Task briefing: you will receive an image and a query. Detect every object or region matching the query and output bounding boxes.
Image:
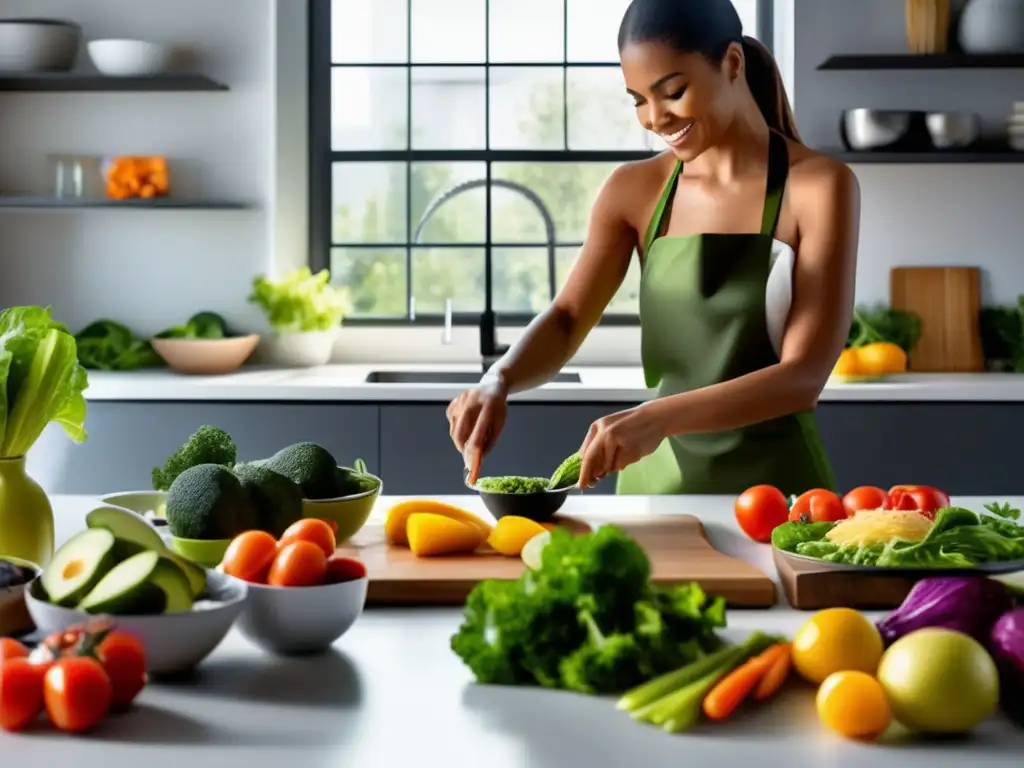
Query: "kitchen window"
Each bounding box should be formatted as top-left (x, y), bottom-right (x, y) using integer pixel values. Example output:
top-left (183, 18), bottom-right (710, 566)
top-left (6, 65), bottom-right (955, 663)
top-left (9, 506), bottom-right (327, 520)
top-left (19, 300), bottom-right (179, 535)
top-left (309, 0), bottom-right (772, 325)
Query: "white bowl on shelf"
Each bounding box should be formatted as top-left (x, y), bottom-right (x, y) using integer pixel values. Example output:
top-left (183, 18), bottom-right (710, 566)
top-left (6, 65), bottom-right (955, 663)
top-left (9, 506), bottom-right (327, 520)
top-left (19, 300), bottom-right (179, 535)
top-left (88, 39), bottom-right (171, 76)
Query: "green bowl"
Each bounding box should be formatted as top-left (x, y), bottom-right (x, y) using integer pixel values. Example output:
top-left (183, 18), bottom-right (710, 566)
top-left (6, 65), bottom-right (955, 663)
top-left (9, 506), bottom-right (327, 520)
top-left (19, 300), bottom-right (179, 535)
top-left (169, 536), bottom-right (232, 568)
top-left (301, 466), bottom-right (382, 543)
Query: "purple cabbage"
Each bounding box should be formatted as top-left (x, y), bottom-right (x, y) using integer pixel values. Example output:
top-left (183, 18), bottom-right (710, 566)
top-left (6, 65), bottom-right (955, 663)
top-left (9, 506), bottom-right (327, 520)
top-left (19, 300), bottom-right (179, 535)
top-left (876, 576), bottom-right (1014, 646)
top-left (989, 608), bottom-right (1024, 695)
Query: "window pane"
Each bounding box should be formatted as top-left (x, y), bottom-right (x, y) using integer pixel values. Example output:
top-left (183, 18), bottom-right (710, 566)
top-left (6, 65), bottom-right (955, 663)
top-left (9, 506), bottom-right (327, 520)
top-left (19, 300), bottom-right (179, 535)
top-left (331, 68), bottom-right (407, 150)
top-left (488, 0), bottom-right (564, 62)
top-left (411, 0), bottom-right (486, 63)
top-left (411, 67), bottom-right (486, 149)
top-left (556, 246), bottom-right (640, 315)
top-left (491, 162), bottom-right (619, 242)
top-left (331, 247), bottom-right (408, 316)
top-left (331, 0), bottom-right (407, 63)
top-left (493, 248), bottom-right (553, 313)
top-left (410, 162), bottom-right (486, 244)
top-left (566, 0), bottom-right (630, 62)
top-left (411, 248), bottom-right (484, 313)
top-left (332, 162), bottom-right (407, 243)
top-left (732, 0), bottom-right (760, 38)
top-left (489, 67), bottom-right (564, 150)
top-left (567, 66), bottom-right (655, 151)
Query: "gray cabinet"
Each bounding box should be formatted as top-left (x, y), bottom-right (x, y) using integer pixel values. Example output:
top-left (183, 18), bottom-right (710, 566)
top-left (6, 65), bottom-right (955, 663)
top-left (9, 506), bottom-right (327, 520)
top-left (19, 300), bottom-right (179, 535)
top-left (29, 402), bottom-right (380, 495)
top-left (379, 404), bottom-right (622, 495)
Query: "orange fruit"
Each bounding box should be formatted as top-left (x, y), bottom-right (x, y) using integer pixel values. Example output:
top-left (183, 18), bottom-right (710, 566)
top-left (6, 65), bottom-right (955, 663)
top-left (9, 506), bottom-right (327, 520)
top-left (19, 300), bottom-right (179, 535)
top-left (816, 671), bottom-right (892, 740)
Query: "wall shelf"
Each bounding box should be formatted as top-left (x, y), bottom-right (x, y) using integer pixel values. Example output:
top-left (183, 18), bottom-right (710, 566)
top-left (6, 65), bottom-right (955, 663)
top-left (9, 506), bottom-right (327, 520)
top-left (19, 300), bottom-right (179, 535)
top-left (0, 73), bottom-right (229, 92)
top-left (820, 148), bottom-right (1024, 164)
top-left (0, 197), bottom-right (255, 210)
top-left (817, 53), bottom-right (1024, 71)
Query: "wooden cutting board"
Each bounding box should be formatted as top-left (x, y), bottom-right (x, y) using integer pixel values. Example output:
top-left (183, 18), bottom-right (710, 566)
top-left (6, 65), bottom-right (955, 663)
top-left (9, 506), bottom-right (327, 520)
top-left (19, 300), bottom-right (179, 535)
top-left (890, 266), bottom-right (984, 372)
top-left (336, 516), bottom-right (776, 607)
top-left (774, 549), bottom-right (917, 610)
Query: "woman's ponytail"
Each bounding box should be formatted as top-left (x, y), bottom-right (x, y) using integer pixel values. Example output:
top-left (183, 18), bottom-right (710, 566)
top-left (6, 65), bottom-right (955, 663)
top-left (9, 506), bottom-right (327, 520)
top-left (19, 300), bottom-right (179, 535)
top-left (741, 36), bottom-right (801, 143)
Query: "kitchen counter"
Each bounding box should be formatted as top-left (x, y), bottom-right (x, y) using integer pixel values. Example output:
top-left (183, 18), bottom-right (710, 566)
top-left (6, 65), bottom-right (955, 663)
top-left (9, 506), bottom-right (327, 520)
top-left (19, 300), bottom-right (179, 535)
top-left (82, 365), bottom-right (1024, 403)
top-left (4, 493), bottom-right (1023, 766)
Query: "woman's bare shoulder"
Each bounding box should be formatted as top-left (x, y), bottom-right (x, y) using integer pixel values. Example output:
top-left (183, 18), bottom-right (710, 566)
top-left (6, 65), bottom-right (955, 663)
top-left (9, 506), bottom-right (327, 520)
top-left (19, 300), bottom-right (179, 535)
top-left (599, 151), bottom-right (678, 230)
top-left (784, 141), bottom-right (860, 208)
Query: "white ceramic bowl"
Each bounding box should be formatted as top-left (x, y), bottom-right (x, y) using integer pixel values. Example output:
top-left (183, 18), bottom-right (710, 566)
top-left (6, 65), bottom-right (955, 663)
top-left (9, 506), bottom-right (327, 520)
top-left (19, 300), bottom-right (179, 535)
top-left (258, 330), bottom-right (336, 368)
top-left (234, 576), bottom-right (367, 656)
top-left (100, 490), bottom-right (168, 525)
top-left (88, 39), bottom-right (171, 76)
top-left (0, 19), bottom-right (81, 72)
top-left (26, 570), bottom-right (247, 676)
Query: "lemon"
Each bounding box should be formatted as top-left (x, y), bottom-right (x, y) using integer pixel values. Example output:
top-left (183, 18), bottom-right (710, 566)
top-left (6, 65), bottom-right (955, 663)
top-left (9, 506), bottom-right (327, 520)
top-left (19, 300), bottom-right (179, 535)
top-left (792, 607), bottom-right (883, 684)
top-left (816, 670), bottom-right (892, 740)
top-left (520, 531), bottom-right (551, 571)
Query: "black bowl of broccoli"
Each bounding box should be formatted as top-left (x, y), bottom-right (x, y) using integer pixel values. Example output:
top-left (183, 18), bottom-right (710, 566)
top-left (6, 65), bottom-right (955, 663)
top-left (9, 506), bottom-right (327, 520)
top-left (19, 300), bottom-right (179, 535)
top-left (467, 475), bottom-right (571, 522)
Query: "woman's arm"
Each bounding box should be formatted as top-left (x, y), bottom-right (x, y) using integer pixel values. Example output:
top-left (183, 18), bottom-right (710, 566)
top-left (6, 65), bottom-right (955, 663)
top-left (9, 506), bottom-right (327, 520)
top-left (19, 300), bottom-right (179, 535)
top-left (647, 158), bottom-right (860, 434)
top-left (484, 166), bottom-right (640, 395)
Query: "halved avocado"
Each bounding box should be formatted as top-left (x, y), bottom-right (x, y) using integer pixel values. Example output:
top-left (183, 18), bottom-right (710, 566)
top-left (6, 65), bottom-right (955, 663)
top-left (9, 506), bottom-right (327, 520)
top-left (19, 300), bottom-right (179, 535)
top-left (163, 552), bottom-right (206, 599)
top-left (41, 528), bottom-right (117, 607)
top-left (86, 504), bottom-right (166, 558)
top-left (150, 556), bottom-right (194, 612)
top-left (78, 550), bottom-right (164, 615)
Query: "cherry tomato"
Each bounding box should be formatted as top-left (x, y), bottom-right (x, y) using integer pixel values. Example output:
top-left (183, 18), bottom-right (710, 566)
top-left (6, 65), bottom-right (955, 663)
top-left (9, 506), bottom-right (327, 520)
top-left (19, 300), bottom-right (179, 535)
top-left (317, 518), bottom-right (339, 534)
top-left (883, 485), bottom-right (950, 520)
top-left (789, 489), bottom-right (847, 524)
top-left (0, 638), bottom-right (29, 663)
top-left (279, 519), bottom-right (337, 559)
top-left (0, 658), bottom-right (45, 732)
top-left (221, 530), bottom-right (279, 583)
top-left (734, 485), bottom-right (790, 543)
top-left (43, 656), bottom-right (112, 733)
top-left (325, 555), bottom-right (367, 584)
top-left (97, 632), bottom-right (147, 711)
top-left (842, 486), bottom-right (888, 516)
top-left (268, 540), bottom-right (328, 587)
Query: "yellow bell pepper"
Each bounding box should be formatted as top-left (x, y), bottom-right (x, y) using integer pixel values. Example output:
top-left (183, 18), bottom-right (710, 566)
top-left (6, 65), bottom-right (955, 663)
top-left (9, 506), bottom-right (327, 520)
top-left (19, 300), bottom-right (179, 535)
top-left (832, 342), bottom-right (908, 378)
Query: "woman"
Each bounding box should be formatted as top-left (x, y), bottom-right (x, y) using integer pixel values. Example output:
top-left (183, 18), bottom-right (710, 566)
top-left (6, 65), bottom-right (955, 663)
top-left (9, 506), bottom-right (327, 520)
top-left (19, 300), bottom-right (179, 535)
top-left (447, 0), bottom-right (859, 495)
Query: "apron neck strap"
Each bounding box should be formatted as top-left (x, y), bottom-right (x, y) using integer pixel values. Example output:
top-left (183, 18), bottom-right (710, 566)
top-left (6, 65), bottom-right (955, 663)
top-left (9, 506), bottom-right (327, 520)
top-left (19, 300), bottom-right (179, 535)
top-left (643, 161), bottom-right (682, 255)
top-left (760, 131), bottom-right (789, 239)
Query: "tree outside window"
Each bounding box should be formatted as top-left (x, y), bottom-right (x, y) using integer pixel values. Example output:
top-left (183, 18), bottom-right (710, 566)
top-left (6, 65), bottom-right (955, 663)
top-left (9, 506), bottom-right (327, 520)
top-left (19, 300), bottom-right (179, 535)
top-left (313, 0), bottom-right (765, 321)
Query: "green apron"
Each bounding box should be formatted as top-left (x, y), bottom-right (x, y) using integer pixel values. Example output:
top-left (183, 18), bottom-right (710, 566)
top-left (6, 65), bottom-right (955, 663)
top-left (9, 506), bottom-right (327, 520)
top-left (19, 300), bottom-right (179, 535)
top-left (616, 131), bottom-right (836, 497)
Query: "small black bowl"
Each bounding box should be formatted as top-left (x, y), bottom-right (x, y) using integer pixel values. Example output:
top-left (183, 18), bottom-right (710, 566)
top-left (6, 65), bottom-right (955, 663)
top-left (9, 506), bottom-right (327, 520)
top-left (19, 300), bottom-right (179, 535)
top-left (466, 473), bottom-right (572, 522)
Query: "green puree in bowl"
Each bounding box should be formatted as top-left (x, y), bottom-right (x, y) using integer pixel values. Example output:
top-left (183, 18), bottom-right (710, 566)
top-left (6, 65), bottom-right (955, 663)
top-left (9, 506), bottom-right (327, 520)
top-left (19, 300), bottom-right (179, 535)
top-left (476, 476), bottom-right (550, 494)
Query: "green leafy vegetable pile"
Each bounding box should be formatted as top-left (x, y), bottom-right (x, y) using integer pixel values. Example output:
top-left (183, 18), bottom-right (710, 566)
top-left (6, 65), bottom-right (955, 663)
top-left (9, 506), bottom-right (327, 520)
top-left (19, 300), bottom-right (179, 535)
top-left (249, 268), bottom-right (352, 334)
top-left (75, 320), bottom-right (161, 372)
top-left (847, 304), bottom-right (922, 354)
top-left (772, 503), bottom-right (1024, 568)
top-left (981, 297), bottom-right (1024, 372)
top-left (450, 525), bottom-right (727, 694)
top-left (0, 306), bottom-right (89, 458)
top-left (155, 311), bottom-right (229, 340)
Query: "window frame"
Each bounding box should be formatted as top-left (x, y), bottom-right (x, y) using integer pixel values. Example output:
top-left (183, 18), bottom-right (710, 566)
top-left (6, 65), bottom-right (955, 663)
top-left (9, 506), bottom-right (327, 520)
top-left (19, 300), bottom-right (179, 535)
top-left (308, 0), bottom-right (774, 327)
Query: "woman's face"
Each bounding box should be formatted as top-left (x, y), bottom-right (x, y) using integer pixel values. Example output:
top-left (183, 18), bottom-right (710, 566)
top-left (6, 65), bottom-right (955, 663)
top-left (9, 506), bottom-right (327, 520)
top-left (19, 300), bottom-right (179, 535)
top-left (620, 40), bottom-right (744, 161)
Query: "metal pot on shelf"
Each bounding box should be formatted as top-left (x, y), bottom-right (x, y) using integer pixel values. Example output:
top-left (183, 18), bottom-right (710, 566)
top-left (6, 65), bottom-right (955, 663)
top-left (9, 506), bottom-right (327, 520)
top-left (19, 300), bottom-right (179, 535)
top-left (959, 0), bottom-right (1024, 53)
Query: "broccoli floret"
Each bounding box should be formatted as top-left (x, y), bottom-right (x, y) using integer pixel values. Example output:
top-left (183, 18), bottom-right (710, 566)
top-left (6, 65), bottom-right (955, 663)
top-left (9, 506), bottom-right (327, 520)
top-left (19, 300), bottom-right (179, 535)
top-left (559, 597), bottom-right (645, 695)
top-left (164, 464), bottom-right (256, 539)
top-left (263, 442), bottom-right (338, 499)
top-left (152, 425), bottom-right (237, 492)
top-left (233, 461), bottom-right (303, 537)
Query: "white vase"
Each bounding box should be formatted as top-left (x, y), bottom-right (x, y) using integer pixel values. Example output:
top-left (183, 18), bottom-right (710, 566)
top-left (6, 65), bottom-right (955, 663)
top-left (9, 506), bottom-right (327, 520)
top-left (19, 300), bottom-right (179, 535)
top-left (259, 330), bottom-right (336, 368)
top-left (959, 0), bottom-right (1024, 52)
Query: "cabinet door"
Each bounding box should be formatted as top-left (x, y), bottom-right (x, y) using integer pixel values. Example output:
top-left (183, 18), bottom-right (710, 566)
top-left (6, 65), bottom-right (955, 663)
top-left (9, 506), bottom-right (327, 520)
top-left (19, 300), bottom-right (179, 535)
top-left (28, 403), bottom-right (380, 495)
top-left (379, 403), bottom-right (636, 495)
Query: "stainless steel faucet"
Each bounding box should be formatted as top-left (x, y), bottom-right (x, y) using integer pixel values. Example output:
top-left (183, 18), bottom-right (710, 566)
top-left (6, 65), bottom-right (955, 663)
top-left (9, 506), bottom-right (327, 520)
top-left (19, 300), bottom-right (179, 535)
top-left (442, 298), bottom-right (453, 344)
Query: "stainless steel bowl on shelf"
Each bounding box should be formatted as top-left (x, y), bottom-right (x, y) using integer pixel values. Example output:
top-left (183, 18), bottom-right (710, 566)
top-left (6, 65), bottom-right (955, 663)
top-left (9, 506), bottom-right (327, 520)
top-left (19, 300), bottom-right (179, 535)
top-left (0, 18), bottom-right (81, 72)
top-left (840, 109), bottom-right (914, 150)
top-left (925, 111), bottom-right (980, 149)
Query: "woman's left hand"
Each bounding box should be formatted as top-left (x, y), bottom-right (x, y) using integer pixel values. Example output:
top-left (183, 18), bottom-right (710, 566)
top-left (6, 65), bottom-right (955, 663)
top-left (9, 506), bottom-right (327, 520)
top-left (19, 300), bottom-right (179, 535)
top-left (578, 403), bottom-right (666, 488)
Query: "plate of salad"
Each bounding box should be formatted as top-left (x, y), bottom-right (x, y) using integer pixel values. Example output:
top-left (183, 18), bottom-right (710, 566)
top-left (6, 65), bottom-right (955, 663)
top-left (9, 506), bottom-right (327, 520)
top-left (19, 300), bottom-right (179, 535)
top-left (771, 502), bottom-right (1024, 575)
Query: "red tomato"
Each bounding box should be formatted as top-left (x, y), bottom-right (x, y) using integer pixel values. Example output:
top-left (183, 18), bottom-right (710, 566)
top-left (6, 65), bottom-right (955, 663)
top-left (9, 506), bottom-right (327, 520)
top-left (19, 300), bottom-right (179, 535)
top-left (789, 489), bottom-right (847, 524)
top-left (734, 485), bottom-right (790, 543)
top-left (842, 486), bottom-right (888, 516)
top-left (97, 632), bottom-right (148, 711)
top-left (221, 530), bottom-right (279, 583)
top-left (268, 540), bottom-right (328, 587)
top-left (279, 519), bottom-right (337, 559)
top-left (0, 638), bottom-right (29, 664)
top-left (0, 658), bottom-right (45, 732)
top-left (883, 485), bottom-right (950, 520)
top-left (43, 657), bottom-right (112, 733)
top-left (325, 555), bottom-right (368, 584)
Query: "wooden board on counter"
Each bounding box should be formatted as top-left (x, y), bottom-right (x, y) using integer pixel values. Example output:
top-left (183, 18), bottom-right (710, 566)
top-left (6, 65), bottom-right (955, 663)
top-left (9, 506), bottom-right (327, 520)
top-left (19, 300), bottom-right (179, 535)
top-left (890, 266), bottom-right (984, 372)
top-left (774, 549), bottom-right (917, 610)
top-left (337, 516), bottom-right (776, 608)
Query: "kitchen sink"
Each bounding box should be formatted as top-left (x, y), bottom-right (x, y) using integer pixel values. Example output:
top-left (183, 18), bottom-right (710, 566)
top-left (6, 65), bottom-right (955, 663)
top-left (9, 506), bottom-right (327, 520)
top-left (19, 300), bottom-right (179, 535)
top-left (363, 370), bottom-right (582, 385)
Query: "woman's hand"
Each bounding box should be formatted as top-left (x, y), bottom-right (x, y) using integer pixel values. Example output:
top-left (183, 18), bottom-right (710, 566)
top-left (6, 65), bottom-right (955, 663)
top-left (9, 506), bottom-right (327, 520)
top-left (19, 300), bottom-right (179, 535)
top-left (578, 403), bottom-right (667, 488)
top-left (446, 381), bottom-right (509, 484)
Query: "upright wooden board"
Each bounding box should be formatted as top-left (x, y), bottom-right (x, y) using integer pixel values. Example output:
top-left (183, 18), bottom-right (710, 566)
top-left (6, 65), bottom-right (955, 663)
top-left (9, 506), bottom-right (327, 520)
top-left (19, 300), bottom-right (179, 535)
top-left (337, 515), bottom-right (776, 607)
top-left (774, 549), bottom-right (917, 610)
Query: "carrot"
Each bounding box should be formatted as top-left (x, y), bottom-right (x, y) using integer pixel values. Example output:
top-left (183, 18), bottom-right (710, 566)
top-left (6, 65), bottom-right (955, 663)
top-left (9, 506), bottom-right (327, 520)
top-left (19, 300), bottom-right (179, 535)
top-left (753, 643), bottom-right (792, 701)
top-left (701, 643), bottom-right (789, 720)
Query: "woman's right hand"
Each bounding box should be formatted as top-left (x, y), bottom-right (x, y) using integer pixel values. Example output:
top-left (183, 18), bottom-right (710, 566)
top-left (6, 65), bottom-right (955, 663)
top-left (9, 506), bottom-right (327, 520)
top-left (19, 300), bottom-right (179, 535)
top-left (446, 381), bottom-right (508, 484)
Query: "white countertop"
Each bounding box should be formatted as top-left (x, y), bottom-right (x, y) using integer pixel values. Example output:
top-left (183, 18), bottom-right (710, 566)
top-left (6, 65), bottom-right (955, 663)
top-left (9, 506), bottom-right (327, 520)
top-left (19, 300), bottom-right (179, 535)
top-left (81, 364), bottom-right (1024, 403)
top-left (3, 493), bottom-right (1022, 765)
